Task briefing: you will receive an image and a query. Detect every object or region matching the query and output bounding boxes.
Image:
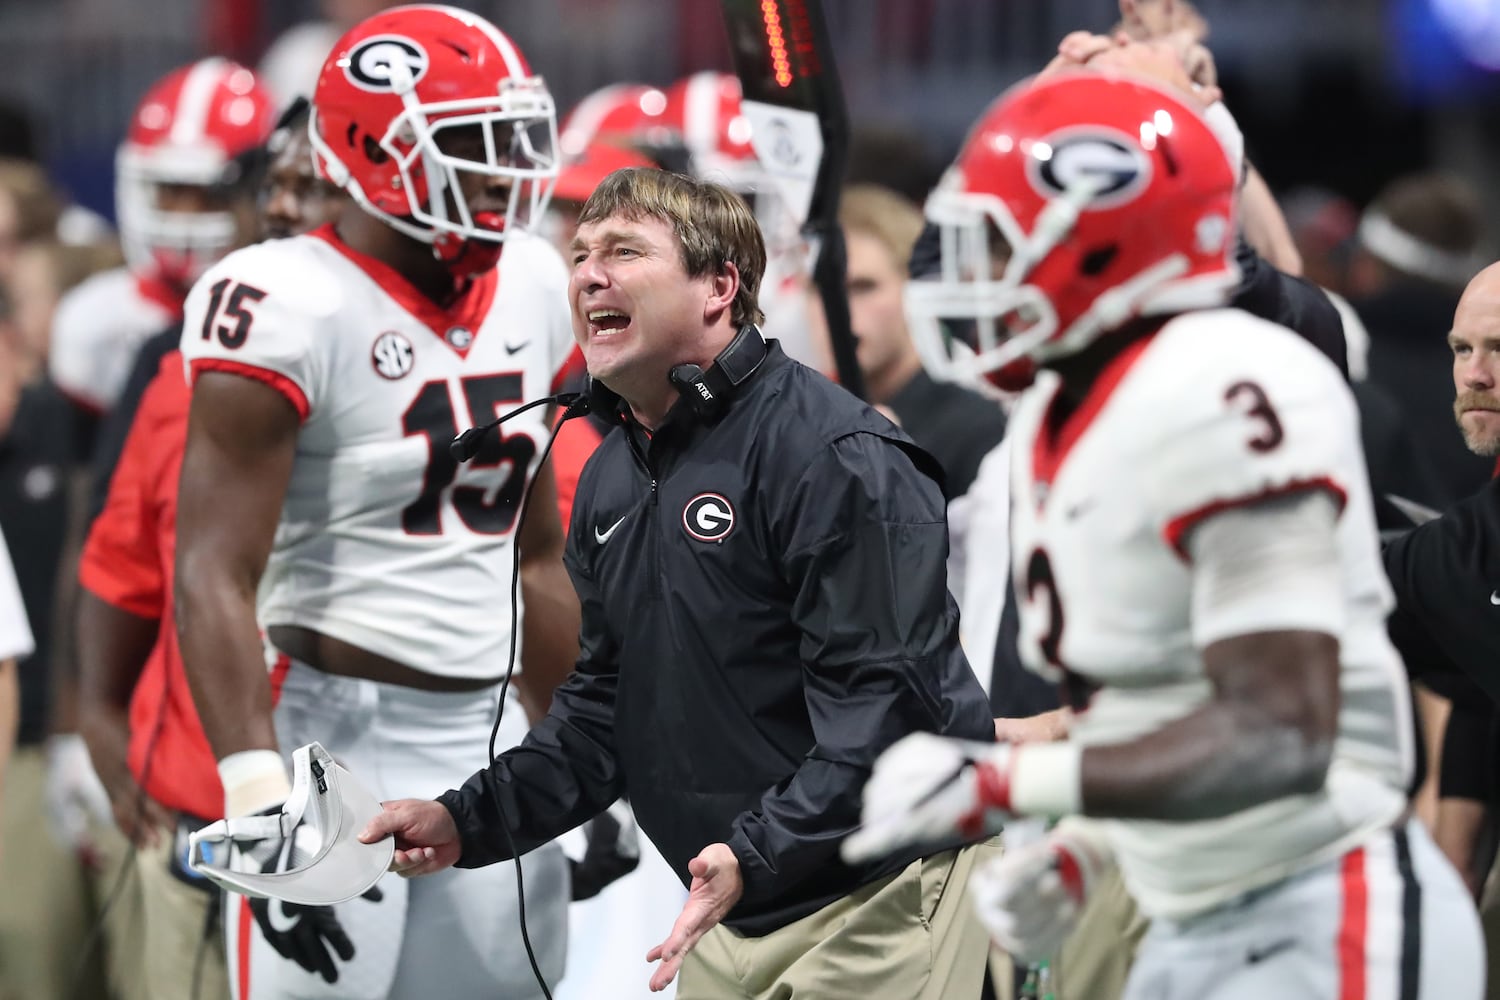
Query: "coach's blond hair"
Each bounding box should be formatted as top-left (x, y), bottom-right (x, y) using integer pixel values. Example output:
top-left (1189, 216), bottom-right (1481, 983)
top-left (579, 168), bottom-right (767, 328)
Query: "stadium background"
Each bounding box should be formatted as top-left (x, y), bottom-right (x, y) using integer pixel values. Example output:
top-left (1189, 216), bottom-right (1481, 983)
top-left (0, 0), bottom-right (1497, 233)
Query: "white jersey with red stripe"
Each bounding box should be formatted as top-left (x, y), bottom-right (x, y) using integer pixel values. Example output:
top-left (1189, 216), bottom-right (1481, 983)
top-left (179, 225), bottom-right (575, 680)
top-left (1006, 309), bottom-right (1413, 920)
top-left (50, 266), bottom-right (180, 411)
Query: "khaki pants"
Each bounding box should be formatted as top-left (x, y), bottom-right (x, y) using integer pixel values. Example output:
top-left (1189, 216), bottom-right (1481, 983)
top-left (1479, 853), bottom-right (1500, 1000)
top-left (678, 842), bottom-right (999, 1000)
top-left (135, 828), bottom-right (230, 1000)
top-left (0, 746), bottom-right (144, 1000)
top-left (989, 865), bottom-right (1147, 1000)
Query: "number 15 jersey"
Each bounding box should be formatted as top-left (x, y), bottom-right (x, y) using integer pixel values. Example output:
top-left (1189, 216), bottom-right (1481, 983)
top-left (1007, 309), bottom-right (1414, 920)
top-left (180, 225), bottom-right (575, 680)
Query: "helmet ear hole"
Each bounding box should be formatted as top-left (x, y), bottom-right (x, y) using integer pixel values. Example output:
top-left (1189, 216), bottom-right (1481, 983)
top-left (1080, 244), bottom-right (1119, 277)
top-left (361, 134), bottom-right (390, 165)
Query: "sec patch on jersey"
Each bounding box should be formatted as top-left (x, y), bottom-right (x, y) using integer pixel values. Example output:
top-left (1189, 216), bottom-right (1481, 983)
top-left (371, 331), bottom-right (415, 380)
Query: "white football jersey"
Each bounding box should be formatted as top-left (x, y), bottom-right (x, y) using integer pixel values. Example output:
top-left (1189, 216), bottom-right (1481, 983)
top-left (50, 267), bottom-right (179, 411)
top-left (1007, 309), bottom-right (1412, 920)
top-left (180, 227), bottom-right (576, 679)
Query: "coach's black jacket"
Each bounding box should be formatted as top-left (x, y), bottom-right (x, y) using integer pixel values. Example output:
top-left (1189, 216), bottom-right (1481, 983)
top-left (438, 339), bottom-right (995, 935)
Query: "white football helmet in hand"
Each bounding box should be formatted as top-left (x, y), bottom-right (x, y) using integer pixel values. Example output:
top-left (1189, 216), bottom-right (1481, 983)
top-left (842, 733), bottom-right (1013, 864)
top-left (970, 820), bottom-right (1116, 965)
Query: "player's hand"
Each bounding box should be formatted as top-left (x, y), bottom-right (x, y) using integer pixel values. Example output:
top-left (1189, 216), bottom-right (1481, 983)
top-left (1089, 39), bottom-right (1220, 108)
top-left (646, 843), bottom-right (742, 992)
top-left (248, 887), bottom-right (384, 984)
top-left (1119, 0), bottom-right (1209, 45)
top-left (571, 799), bottom-right (641, 901)
top-left (842, 734), bottom-right (1012, 864)
top-left (82, 716), bottom-right (173, 849)
top-left (45, 734), bottom-right (116, 866)
top-left (994, 708), bottom-right (1070, 745)
top-left (238, 805), bottom-right (384, 983)
top-left (359, 798), bottom-right (462, 877)
top-left (970, 824), bottom-right (1116, 965)
top-left (1038, 31), bottom-right (1121, 80)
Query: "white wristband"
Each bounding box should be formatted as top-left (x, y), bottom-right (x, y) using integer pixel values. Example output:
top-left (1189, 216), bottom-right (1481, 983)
top-left (219, 749), bottom-right (291, 818)
top-left (1009, 742), bottom-right (1083, 818)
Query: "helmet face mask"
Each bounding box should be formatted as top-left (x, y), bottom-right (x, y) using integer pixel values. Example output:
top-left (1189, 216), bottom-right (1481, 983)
top-left (907, 73), bottom-right (1241, 391)
top-left (310, 6), bottom-right (559, 273)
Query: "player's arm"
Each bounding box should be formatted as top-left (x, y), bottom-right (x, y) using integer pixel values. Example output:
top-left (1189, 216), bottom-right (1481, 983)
top-left (848, 489), bottom-right (1345, 861)
top-left (513, 444), bottom-right (580, 722)
top-left (175, 371), bottom-right (299, 763)
top-left (1080, 492), bottom-right (1343, 818)
top-left (77, 591), bottom-right (173, 845)
top-left (77, 371), bottom-right (179, 844)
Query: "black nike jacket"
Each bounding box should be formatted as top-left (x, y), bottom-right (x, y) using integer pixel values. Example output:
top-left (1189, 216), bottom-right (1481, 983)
top-left (438, 339), bottom-right (995, 935)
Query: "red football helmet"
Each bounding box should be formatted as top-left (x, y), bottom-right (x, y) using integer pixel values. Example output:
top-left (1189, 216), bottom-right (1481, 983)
top-left (662, 71), bottom-right (803, 258)
top-left (115, 58), bottom-right (276, 290)
top-left (309, 4), bottom-right (558, 275)
top-left (907, 73), bottom-right (1240, 390)
top-left (557, 83), bottom-right (670, 160)
top-left (662, 72), bottom-right (759, 190)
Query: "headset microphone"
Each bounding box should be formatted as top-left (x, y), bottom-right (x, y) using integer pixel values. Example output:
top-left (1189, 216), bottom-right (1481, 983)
top-left (450, 392), bottom-right (585, 463)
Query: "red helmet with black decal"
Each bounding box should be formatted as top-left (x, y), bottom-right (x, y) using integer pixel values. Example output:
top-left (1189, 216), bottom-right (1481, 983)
top-left (907, 72), bottom-right (1239, 389)
top-left (309, 4), bottom-right (557, 274)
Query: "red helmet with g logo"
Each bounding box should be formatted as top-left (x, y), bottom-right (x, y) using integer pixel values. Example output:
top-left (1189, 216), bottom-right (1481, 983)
top-left (908, 72), bottom-right (1240, 389)
top-left (310, 4), bottom-right (557, 272)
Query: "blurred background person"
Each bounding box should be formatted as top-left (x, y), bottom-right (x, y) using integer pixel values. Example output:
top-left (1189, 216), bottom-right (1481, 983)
top-left (832, 183), bottom-right (1006, 499)
top-left (1349, 172), bottom-right (1490, 508)
top-left (49, 58), bottom-right (275, 424)
top-left (256, 0), bottom-right (401, 106)
top-left (0, 173), bottom-right (136, 998)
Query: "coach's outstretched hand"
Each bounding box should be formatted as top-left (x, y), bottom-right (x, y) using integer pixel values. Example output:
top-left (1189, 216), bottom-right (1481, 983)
top-left (646, 842), bottom-right (743, 992)
top-left (359, 799), bottom-right (463, 877)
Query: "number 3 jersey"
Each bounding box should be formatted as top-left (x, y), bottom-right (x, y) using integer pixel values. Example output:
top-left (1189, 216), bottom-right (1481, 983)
top-left (1007, 309), bottom-right (1413, 920)
top-left (179, 225), bottom-right (575, 679)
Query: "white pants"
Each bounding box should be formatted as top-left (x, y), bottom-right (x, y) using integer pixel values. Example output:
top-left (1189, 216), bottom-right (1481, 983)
top-left (556, 824), bottom-right (687, 1000)
top-left (225, 661), bottom-right (569, 1000)
top-left (1123, 821), bottom-right (1483, 1000)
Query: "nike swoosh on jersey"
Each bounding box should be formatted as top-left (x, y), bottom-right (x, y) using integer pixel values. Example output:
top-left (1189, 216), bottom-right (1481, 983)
top-left (1491, 591), bottom-right (1500, 606)
top-left (505, 340), bottom-right (531, 355)
top-left (595, 515), bottom-right (628, 544)
top-left (1244, 938), bottom-right (1296, 965)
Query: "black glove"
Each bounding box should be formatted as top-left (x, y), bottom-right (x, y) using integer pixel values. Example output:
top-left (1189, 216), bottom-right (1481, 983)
top-left (570, 800), bottom-right (641, 902)
top-left (241, 809), bottom-right (384, 983)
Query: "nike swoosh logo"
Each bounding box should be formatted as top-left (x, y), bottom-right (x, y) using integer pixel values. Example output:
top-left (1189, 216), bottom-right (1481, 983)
top-left (1491, 591), bottom-right (1500, 605)
top-left (1245, 938), bottom-right (1296, 965)
top-left (1065, 499), bottom-right (1096, 520)
top-left (595, 515), bottom-right (627, 544)
top-left (504, 340), bottom-right (530, 355)
top-left (267, 899), bottom-right (301, 933)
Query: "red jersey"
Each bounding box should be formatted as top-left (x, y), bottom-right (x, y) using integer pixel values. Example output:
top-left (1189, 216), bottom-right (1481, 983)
top-left (78, 349), bottom-right (222, 820)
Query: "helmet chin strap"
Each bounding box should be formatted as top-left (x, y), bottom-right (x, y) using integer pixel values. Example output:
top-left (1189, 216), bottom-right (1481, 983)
top-left (432, 230), bottom-right (504, 277)
top-left (431, 210), bottom-right (507, 278)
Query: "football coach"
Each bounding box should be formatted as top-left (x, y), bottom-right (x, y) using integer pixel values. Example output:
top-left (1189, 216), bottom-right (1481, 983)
top-left (361, 168), bottom-right (998, 999)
